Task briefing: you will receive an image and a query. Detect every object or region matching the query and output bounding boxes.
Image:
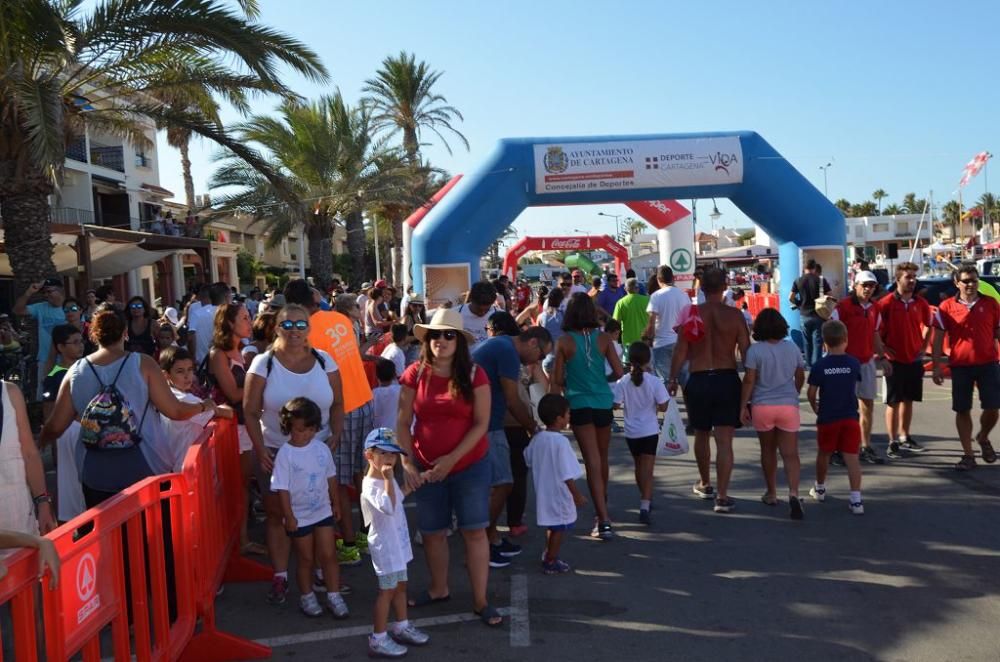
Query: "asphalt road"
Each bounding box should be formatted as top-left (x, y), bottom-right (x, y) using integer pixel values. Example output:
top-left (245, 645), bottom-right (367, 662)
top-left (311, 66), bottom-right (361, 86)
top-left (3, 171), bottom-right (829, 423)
top-left (215, 378), bottom-right (1000, 662)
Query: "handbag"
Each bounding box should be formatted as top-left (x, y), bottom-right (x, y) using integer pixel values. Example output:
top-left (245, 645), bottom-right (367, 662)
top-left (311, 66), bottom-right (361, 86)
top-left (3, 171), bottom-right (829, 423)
top-left (657, 398), bottom-right (689, 457)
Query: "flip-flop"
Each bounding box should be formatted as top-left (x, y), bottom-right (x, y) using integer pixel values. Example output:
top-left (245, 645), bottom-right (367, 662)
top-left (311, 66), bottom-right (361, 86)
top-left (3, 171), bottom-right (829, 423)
top-left (408, 589), bottom-right (451, 608)
top-left (474, 603), bottom-right (503, 627)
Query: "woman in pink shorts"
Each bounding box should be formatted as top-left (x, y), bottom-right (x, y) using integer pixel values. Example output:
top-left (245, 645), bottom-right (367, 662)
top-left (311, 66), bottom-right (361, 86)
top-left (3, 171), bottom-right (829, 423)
top-left (738, 309), bottom-right (806, 520)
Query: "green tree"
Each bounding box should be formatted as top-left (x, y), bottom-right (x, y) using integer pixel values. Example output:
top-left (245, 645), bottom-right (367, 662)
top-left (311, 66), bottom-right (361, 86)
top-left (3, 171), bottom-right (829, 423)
top-left (883, 203), bottom-right (903, 215)
top-left (850, 201), bottom-right (878, 217)
top-left (833, 198), bottom-right (852, 215)
top-left (626, 219), bottom-right (648, 238)
top-left (236, 248), bottom-right (264, 286)
top-left (901, 193), bottom-right (928, 215)
top-left (0, 0), bottom-right (326, 290)
top-left (872, 189), bottom-right (888, 215)
top-left (362, 52), bottom-right (468, 282)
top-left (978, 193), bottom-right (998, 231)
top-left (211, 94), bottom-right (417, 287)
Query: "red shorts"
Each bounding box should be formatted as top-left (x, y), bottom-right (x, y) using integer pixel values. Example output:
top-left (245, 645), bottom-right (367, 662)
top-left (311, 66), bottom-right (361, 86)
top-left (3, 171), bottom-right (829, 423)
top-left (816, 419), bottom-right (861, 454)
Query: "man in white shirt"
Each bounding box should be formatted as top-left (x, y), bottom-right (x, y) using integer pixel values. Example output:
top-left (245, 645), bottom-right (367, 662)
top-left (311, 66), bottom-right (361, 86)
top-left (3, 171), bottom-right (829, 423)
top-left (643, 266), bottom-right (692, 387)
top-left (457, 281), bottom-right (501, 348)
top-left (187, 282), bottom-right (228, 365)
top-left (569, 270), bottom-right (590, 296)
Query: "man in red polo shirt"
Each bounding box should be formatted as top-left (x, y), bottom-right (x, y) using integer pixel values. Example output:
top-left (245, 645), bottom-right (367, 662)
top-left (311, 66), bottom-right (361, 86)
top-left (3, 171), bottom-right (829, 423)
top-left (831, 270), bottom-right (892, 464)
top-left (932, 264), bottom-right (1000, 471)
top-left (878, 262), bottom-right (933, 459)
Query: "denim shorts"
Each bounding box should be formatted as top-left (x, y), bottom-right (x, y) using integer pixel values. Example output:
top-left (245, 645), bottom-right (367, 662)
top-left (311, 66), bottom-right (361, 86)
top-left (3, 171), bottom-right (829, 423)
top-left (487, 429), bottom-right (514, 486)
top-left (414, 456), bottom-right (491, 533)
top-left (377, 568), bottom-right (408, 590)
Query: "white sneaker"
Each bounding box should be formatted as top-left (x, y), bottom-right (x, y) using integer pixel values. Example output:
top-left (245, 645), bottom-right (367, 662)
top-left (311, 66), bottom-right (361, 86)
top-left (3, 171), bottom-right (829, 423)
top-left (299, 592), bottom-right (323, 617)
top-left (391, 623), bottom-right (430, 646)
top-left (327, 592), bottom-right (349, 619)
top-left (849, 501), bottom-right (865, 516)
top-left (369, 634), bottom-right (407, 658)
top-left (809, 486), bottom-right (826, 502)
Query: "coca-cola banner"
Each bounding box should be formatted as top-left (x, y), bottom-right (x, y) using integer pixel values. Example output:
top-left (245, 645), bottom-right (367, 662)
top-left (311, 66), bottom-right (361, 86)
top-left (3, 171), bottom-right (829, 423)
top-left (625, 199), bottom-right (690, 230)
top-left (534, 137), bottom-right (742, 195)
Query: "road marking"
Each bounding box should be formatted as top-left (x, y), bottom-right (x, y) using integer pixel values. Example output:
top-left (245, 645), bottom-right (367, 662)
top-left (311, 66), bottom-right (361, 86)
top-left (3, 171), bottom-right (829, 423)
top-left (509, 573), bottom-right (530, 647)
top-left (255, 607), bottom-right (513, 648)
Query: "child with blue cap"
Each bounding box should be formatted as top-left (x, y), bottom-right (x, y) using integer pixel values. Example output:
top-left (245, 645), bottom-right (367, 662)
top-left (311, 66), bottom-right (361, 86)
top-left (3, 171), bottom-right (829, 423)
top-left (361, 428), bottom-right (430, 658)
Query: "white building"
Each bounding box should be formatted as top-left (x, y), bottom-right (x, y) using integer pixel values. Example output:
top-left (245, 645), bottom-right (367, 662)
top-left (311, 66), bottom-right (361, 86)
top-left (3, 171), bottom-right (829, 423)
top-left (845, 214), bottom-right (933, 261)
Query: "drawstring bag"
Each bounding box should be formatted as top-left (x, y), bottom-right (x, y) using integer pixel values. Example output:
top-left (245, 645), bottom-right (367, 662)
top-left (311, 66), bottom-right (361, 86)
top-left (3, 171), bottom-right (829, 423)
top-left (657, 398), bottom-right (689, 457)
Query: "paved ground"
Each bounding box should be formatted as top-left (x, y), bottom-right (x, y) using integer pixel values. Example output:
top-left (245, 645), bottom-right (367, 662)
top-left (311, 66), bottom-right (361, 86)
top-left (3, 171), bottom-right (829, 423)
top-left (215, 378), bottom-right (1000, 662)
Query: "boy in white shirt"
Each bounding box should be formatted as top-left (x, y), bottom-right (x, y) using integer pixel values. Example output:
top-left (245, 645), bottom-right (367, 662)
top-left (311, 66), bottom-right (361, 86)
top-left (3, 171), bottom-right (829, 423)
top-left (360, 428), bottom-right (430, 658)
top-left (380, 324), bottom-right (407, 378)
top-left (524, 394), bottom-right (587, 575)
top-left (372, 359), bottom-right (401, 431)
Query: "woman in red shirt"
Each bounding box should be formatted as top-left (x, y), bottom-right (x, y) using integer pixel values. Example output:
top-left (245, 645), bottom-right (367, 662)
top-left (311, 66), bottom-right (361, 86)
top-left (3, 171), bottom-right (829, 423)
top-left (397, 308), bottom-right (499, 626)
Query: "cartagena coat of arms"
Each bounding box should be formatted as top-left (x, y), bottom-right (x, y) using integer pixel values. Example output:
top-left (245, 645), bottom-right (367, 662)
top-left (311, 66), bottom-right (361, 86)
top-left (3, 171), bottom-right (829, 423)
top-left (543, 146), bottom-right (569, 174)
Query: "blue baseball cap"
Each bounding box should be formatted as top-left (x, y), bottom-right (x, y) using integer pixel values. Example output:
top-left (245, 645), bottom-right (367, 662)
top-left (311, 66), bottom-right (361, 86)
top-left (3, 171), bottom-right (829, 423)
top-left (364, 428), bottom-right (407, 455)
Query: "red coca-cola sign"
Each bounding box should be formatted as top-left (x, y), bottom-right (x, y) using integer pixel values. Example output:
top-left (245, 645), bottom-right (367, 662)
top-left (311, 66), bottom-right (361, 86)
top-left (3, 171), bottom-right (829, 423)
top-left (549, 238), bottom-right (583, 250)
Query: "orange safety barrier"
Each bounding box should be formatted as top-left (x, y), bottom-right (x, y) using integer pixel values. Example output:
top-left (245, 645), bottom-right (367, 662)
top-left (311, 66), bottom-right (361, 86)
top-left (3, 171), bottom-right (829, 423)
top-left (179, 417), bottom-right (271, 662)
top-left (1, 475), bottom-right (195, 661)
top-left (744, 293), bottom-right (782, 320)
top-left (0, 544), bottom-right (46, 661)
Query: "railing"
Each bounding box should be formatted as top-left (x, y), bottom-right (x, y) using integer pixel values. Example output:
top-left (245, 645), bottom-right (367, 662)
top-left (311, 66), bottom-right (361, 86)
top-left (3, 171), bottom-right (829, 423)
top-left (49, 207), bottom-right (93, 225)
top-left (90, 144), bottom-right (125, 172)
top-left (65, 137), bottom-right (88, 163)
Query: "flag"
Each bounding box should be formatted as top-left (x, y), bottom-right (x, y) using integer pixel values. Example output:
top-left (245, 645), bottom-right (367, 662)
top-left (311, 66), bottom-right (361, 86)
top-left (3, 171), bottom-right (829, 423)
top-left (959, 151), bottom-right (992, 188)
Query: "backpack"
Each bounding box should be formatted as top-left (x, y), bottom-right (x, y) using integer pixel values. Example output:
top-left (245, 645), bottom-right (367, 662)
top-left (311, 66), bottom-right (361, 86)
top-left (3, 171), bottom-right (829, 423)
top-left (264, 348), bottom-right (326, 377)
top-left (78, 354), bottom-right (149, 450)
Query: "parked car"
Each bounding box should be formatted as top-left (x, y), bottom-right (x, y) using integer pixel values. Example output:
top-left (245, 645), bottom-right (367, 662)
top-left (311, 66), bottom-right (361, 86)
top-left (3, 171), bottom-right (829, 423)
top-left (880, 275), bottom-right (1000, 307)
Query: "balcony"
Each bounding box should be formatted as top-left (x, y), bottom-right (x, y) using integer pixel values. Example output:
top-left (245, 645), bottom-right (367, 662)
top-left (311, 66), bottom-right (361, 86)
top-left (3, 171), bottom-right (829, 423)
top-left (50, 207), bottom-right (93, 225)
top-left (66, 137), bottom-right (88, 163)
top-left (90, 143), bottom-right (125, 172)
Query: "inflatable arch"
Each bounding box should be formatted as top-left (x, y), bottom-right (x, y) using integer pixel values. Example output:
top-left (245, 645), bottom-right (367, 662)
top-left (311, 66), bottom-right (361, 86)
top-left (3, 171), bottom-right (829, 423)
top-left (501, 235), bottom-right (629, 281)
top-left (412, 131), bottom-right (845, 325)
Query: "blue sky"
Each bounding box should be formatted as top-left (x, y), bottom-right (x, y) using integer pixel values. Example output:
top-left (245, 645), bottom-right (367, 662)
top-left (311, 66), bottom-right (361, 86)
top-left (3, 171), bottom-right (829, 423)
top-left (156, 0), bottom-right (1000, 240)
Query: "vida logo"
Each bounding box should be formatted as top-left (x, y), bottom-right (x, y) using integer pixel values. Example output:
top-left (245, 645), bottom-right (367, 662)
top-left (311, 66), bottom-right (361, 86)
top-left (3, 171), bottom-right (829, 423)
top-left (709, 152), bottom-right (739, 175)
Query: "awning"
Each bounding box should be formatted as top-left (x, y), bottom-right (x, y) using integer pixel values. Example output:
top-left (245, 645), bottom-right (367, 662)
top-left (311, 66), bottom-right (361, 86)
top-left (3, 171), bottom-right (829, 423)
top-left (141, 183), bottom-right (175, 198)
top-left (0, 230), bottom-right (192, 278)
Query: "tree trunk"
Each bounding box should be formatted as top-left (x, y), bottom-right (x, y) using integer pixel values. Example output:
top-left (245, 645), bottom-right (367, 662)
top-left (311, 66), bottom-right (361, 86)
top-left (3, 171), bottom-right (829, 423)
top-left (179, 138), bottom-right (196, 213)
top-left (307, 215), bottom-right (334, 289)
top-left (391, 212), bottom-right (404, 288)
top-left (403, 127), bottom-right (419, 164)
top-left (345, 210), bottom-right (367, 288)
top-left (0, 162), bottom-right (57, 292)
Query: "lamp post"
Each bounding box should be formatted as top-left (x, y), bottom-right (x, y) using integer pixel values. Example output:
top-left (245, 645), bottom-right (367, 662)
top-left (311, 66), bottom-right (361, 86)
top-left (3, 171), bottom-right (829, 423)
top-left (819, 162), bottom-right (833, 198)
top-left (709, 199), bottom-right (722, 230)
top-left (597, 212), bottom-right (622, 240)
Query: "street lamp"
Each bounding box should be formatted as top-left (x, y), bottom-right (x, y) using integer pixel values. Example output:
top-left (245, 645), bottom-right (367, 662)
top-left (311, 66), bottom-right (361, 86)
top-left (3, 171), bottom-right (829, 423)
top-left (597, 211), bottom-right (622, 239)
top-left (819, 162), bottom-right (833, 198)
top-left (709, 199), bottom-right (721, 228)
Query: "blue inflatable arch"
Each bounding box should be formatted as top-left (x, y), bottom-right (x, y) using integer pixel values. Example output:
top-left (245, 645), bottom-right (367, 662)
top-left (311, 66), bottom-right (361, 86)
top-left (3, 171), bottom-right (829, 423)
top-left (412, 131), bottom-right (845, 325)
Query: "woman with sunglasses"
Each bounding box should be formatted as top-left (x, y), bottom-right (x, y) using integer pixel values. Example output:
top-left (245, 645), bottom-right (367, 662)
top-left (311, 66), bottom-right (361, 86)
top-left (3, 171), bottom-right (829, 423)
top-left (244, 304), bottom-right (345, 605)
top-left (550, 293), bottom-right (624, 541)
top-left (397, 309), bottom-right (499, 627)
top-left (125, 296), bottom-right (156, 356)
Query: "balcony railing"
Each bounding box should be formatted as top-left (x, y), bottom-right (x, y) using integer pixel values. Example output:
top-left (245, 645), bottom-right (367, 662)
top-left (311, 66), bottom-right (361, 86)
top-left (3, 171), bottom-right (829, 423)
top-left (89, 144), bottom-right (125, 172)
top-left (65, 137), bottom-right (88, 163)
top-left (49, 207), bottom-right (93, 225)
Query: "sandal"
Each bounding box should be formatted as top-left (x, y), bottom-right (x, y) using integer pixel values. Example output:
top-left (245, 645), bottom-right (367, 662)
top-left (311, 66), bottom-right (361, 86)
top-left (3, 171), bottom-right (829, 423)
top-left (240, 541), bottom-right (267, 556)
top-left (408, 589), bottom-right (451, 608)
top-left (760, 494), bottom-right (778, 506)
top-left (979, 440), bottom-right (997, 464)
top-left (474, 603), bottom-right (503, 627)
top-left (955, 455), bottom-right (977, 472)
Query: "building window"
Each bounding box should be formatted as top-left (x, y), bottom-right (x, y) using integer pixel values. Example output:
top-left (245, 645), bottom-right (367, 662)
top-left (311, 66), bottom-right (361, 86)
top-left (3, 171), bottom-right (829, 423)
top-left (872, 223), bottom-right (890, 233)
top-left (281, 238), bottom-right (290, 259)
top-left (256, 239), bottom-right (265, 257)
top-left (135, 150), bottom-right (151, 168)
top-left (896, 222), bottom-right (909, 235)
top-left (854, 225), bottom-right (864, 238)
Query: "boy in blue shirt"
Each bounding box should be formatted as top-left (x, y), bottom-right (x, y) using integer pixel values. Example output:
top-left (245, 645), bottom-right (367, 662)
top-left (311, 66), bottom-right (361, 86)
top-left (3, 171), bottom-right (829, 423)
top-left (807, 320), bottom-right (865, 515)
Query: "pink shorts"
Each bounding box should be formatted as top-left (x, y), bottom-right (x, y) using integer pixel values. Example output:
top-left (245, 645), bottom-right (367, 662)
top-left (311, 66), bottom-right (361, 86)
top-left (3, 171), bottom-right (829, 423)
top-left (750, 404), bottom-right (800, 432)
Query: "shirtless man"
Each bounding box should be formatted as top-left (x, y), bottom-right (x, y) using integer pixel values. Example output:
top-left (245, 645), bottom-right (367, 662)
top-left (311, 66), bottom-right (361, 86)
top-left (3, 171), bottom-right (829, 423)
top-left (668, 267), bottom-right (750, 513)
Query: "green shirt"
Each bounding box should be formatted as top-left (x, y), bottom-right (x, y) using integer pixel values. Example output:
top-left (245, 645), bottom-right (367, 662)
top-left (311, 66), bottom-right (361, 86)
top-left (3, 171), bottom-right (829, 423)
top-left (613, 294), bottom-right (650, 347)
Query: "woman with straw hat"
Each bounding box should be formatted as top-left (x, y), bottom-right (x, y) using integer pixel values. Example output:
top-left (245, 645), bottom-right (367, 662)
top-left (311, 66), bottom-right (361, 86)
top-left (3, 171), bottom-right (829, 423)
top-left (396, 308), bottom-right (501, 627)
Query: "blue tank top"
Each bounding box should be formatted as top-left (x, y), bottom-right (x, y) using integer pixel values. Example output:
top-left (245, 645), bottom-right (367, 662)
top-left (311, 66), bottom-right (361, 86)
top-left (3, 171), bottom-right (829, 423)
top-left (565, 330), bottom-right (613, 410)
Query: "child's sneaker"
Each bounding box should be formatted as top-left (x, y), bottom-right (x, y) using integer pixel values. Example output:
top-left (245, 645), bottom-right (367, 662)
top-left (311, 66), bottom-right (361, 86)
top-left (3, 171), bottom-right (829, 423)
top-left (391, 623), bottom-right (430, 646)
top-left (489, 546), bottom-right (512, 568)
top-left (369, 634), bottom-right (407, 658)
top-left (638, 508), bottom-right (651, 525)
top-left (493, 538), bottom-right (522, 557)
top-left (886, 440), bottom-right (903, 459)
top-left (326, 592), bottom-right (349, 619)
top-left (336, 539), bottom-right (363, 566)
top-left (542, 558), bottom-right (572, 575)
top-left (299, 592), bottom-right (323, 617)
top-left (265, 575), bottom-right (288, 604)
top-left (692, 483), bottom-right (715, 500)
top-left (713, 497), bottom-right (735, 514)
top-left (809, 485), bottom-right (826, 502)
top-left (849, 501), bottom-right (865, 515)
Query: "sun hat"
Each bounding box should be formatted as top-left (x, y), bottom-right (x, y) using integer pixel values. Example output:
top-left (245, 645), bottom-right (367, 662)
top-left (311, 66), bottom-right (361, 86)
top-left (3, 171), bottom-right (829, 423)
top-left (407, 294), bottom-right (425, 306)
top-left (361, 281), bottom-right (373, 290)
top-left (364, 428), bottom-right (407, 455)
top-left (413, 308), bottom-right (475, 344)
top-left (163, 307), bottom-right (180, 327)
top-left (855, 270), bottom-right (878, 284)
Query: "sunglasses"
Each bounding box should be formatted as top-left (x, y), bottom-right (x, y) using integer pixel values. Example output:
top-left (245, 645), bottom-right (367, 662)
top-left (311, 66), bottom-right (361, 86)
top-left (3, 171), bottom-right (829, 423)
top-left (859, 282), bottom-right (876, 288)
top-left (279, 320), bottom-right (309, 331)
top-left (64, 305), bottom-right (80, 312)
top-left (427, 329), bottom-right (458, 341)
top-left (959, 279), bottom-right (979, 285)
top-left (129, 303), bottom-right (145, 309)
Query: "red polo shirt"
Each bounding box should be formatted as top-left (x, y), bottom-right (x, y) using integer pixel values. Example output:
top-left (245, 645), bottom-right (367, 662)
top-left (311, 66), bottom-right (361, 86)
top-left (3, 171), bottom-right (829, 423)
top-left (832, 296), bottom-right (881, 363)
top-left (935, 295), bottom-right (1000, 366)
top-left (877, 293), bottom-right (933, 364)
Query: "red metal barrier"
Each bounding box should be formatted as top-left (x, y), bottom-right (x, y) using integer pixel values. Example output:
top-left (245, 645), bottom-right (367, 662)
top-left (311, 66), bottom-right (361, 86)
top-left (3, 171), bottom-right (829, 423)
top-left (178, 418), bottom-right (270, 662)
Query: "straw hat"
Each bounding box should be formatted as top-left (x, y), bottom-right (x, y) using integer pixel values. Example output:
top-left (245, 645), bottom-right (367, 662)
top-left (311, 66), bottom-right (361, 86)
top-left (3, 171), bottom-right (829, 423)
top-left (407, 294), bottom-right (425, 306)
top-left (413, 308), bottom-right (475, 344)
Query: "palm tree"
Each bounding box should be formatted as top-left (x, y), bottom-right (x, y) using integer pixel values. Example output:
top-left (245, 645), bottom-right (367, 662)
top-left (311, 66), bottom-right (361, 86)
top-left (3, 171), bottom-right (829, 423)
top-left (978, 193), bottom-right (998, 235)
top-left (362, 52), bottom-right (468, 283)
top-left (626, 219), bottom-right (648, 238)
top-left (872, 189), bottom-right (888, 215)
top-left (883, 203), bottom-right (903, 216)
top-left (211, 94), bottom-right (418, 287)
top-left (833, 198), bottom-right (852, 216)
top-left (901, 193), bottom-right (928, 215)
top-left (0, 0), bottom-right (327, 290)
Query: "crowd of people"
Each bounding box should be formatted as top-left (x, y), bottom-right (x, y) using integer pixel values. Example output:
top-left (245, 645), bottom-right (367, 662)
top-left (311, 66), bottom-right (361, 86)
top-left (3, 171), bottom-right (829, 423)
top-left (1, 256), bottom-right (997, 657)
